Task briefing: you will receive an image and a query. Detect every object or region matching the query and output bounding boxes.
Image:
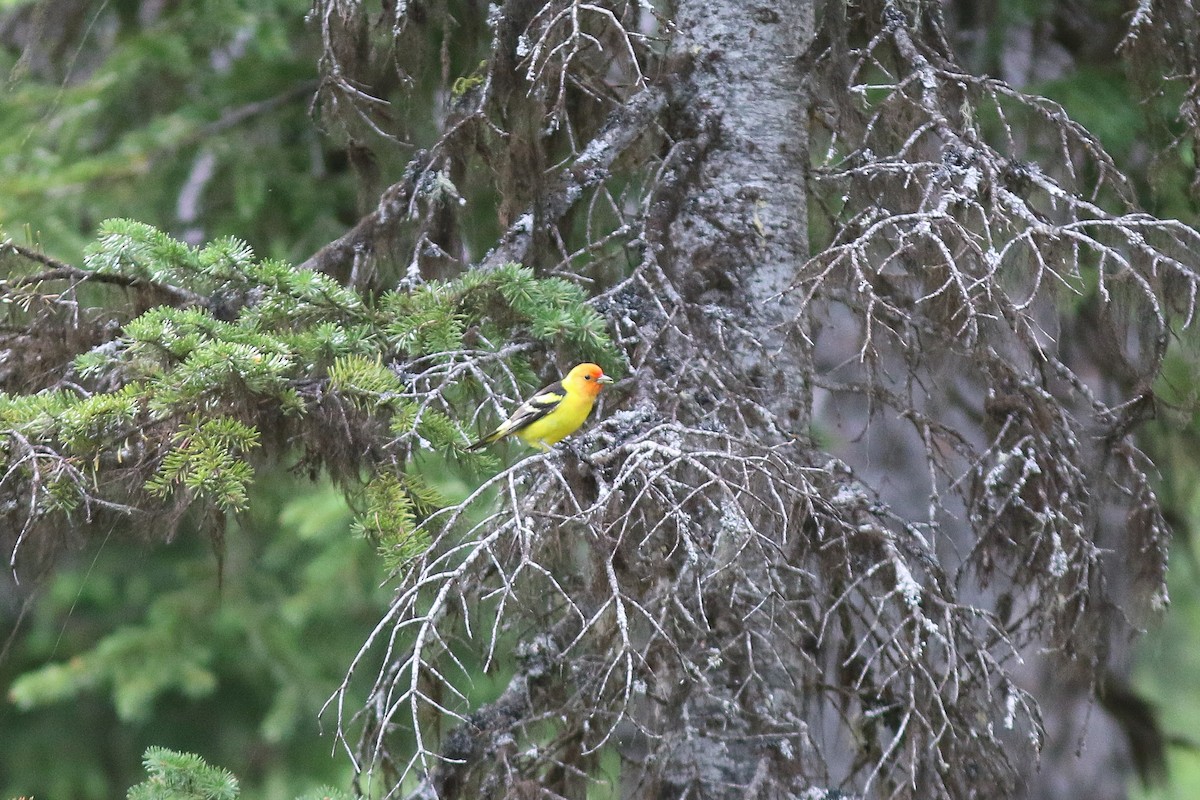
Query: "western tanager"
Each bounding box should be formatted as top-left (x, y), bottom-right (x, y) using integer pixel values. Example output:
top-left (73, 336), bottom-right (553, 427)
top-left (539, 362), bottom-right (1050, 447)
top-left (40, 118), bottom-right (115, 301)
top-left (467, 362), bottom-right (614, 452)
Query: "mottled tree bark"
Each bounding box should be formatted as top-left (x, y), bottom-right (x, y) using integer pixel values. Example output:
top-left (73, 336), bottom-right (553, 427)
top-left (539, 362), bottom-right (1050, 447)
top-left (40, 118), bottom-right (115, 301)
top-left (621, 4), bottom-right (820, 796)
top-left (665, 1), bottom-right (814, 424)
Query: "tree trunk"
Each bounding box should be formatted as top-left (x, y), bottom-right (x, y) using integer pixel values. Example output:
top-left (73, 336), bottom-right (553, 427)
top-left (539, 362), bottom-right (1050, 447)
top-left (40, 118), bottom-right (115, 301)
top-left (665, 1), bottom-right (814, 426)
top-left (616, 5), bottom-right (820, 796)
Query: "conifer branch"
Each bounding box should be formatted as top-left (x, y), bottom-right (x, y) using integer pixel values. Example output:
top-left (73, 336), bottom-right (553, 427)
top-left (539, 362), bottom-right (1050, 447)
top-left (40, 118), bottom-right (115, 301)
top-left (1, 241), bottom-right (208, 307)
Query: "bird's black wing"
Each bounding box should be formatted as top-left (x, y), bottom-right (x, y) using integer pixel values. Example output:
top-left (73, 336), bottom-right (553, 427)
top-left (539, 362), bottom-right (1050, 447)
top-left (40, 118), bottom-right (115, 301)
top-left (466, 380), bottom-right (565, 449)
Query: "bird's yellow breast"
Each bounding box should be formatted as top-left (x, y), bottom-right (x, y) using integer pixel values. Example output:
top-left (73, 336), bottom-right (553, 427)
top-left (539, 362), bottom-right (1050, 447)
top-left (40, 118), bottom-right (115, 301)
top-left (515, 389), bottom-right (597, 449)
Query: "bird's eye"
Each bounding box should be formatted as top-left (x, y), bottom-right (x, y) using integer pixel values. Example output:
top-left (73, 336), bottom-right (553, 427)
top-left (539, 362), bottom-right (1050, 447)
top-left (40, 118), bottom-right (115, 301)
top-left (585, 375), bottom-right (593, 380)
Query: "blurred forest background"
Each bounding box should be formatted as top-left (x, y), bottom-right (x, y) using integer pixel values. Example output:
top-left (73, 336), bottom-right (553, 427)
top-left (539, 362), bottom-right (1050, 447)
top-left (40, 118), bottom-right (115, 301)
top-left (1, 0), bottom-right (1200, 798)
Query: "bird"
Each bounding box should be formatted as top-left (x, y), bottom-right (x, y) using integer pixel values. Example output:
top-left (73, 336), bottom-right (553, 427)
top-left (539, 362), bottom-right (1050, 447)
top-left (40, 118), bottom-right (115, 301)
top-left (466, 362), bottom-right (614, 452)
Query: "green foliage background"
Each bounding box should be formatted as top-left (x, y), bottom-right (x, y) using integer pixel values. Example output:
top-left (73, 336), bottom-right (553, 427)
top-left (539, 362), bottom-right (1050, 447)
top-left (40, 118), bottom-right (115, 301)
top-left (0, 0), bottom-right (350, 264)
top-left (1, 479), bottom-right (384, 798)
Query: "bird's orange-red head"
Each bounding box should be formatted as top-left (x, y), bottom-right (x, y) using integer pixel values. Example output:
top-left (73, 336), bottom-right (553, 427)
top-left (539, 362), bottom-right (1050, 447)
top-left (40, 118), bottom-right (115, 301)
top-left (563, 362), bottom-right (614, 398)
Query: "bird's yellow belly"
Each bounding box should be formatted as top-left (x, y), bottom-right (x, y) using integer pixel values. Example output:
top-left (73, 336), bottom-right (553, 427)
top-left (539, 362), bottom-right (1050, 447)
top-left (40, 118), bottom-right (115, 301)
top-left (516, 394), bottom-right (595, 449)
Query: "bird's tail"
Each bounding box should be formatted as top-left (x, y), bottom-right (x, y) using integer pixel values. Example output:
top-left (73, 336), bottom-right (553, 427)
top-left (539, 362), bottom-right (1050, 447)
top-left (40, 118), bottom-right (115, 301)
top-left (465, 431), bottom-right (500, 451)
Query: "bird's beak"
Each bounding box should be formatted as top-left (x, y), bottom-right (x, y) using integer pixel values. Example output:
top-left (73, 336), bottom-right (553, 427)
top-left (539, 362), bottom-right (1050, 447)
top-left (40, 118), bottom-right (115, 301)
top-left (598, 374), bottom-right (614, 385)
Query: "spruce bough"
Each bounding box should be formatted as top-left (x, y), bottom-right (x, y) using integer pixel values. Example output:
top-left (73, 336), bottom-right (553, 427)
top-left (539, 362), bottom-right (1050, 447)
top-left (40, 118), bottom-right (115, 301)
top-left (1, 219), bottom-right (618, 571)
